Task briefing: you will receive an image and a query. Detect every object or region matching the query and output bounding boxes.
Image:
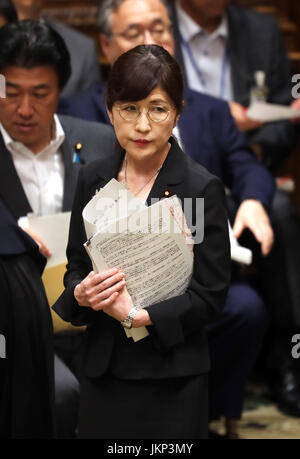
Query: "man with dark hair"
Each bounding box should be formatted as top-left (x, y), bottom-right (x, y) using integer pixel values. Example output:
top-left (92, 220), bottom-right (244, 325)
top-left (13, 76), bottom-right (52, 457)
top-left (169, 0), bottom-right (300, 418)
top-left (12, 0), bottom-right (101, 96)
top-left (0, 0), bottom-right (18, 26)
top-left (58, 0), bottom-right (275, 438)
top-left (0, 20), bottom-right (115, 438)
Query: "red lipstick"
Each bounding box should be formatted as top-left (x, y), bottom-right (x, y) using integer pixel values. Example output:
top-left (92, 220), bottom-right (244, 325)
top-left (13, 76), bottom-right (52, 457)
top-left (134, 139), bottom-right (150, 146)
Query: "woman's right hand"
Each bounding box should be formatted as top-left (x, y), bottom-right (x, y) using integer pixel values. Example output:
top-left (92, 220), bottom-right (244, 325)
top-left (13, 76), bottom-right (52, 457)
top-left (74, 268), bottom-right (126, 311)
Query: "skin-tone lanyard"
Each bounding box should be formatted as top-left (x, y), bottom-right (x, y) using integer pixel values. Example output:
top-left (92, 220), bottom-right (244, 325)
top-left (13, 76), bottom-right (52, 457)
top-left (179, 30), bottom-right (229, 99)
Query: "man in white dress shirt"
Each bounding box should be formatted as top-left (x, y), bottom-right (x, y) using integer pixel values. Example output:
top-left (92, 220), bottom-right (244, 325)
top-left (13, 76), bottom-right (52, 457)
top-left (0, 20), bottom-right (115, 437)
top-left (0, 65), bottom-right (65, 256)
top-left (170, 0), bottom-right (295, 163)
top-left (173, 0), bottom-right (233, 101)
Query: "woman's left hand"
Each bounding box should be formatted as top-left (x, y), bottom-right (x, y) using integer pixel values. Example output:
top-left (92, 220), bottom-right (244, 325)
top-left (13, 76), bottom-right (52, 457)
top-left (102, 284), bottom-right (134, 322)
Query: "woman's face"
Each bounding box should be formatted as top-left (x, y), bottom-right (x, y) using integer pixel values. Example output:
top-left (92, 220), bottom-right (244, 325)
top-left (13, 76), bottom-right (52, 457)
top-left (108, 87), bottom-right (180, 163)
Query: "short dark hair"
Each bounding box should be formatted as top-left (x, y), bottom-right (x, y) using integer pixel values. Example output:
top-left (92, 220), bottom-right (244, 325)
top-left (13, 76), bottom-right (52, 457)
top-left (0, 20), bottom-right (71, 90)
top-left (106, 44), bottom-right (183, 114)
top-left (0, 0), bottom-right (18, 24)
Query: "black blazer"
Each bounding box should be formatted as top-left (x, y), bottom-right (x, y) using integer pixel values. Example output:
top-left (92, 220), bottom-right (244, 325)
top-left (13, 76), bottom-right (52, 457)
top-left (0, 115), bottom-right (115, 220)
top-left (53, 138), bottom-right (231, 380)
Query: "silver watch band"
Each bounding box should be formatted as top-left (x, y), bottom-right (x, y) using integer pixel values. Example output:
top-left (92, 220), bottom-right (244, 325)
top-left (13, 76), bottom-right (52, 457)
top-left (121, 305), bottom-right (140, 329)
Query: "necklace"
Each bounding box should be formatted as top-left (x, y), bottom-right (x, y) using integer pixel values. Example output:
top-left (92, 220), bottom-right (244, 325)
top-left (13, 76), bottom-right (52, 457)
top-left (124, 156), bottom-right (161, 197)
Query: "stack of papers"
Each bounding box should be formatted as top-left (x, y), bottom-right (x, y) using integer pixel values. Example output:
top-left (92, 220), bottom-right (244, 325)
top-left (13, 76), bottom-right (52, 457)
top-left (247, 101), bottom-right (300, 122)
top-left (83, 179), bottom-right (194, 341)
top-left (27, 212), bottom-right (85, 333)
top-left (228, 223), bottom-right (252, 265)
top-left (27, 212), bottom-right (71, 269)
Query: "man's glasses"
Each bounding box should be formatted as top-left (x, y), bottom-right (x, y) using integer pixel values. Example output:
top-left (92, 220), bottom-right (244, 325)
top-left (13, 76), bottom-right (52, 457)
top-left (110, 22), bottom-right (172, 43)
top-left (116, 104), bottom-right (175, 123)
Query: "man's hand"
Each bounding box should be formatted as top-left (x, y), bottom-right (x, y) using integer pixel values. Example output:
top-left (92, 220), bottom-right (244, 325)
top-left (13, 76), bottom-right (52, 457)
top-left (22, 227), bottom-right (52, 258)
top-left (233, 199), bottom-right (274, 256)
top-left (290, 98), bottom-right (300, 122)
top-left (229, 102), bottom-right (263, 132)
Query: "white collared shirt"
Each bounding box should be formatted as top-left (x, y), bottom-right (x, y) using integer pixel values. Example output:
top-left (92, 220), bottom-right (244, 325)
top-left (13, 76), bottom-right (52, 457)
top-left (176, 0), bottom-right (233, 101)
top-left (0, 114), bottom-right (65, 216)
top-left (172, 125), bottom-right (184, 150)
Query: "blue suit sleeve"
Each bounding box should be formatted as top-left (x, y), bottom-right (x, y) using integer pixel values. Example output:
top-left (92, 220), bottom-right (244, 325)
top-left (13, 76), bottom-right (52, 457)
top-left (217, 103), bottom-right (275, 211)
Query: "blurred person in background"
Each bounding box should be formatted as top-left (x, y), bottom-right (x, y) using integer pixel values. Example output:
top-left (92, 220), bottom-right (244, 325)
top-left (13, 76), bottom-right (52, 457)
top-left (0, 198), bottom-right (55, 438)
top-left (0, 20), bottom-right (115, 437)
top-left (12, 0), bottom-right (101, 96)
top-left (169, 0), bottom-right (300, 419)
top-left (0, 0), bottom-right (17, 26)
top-left (169, 0), bottom-right (295, 171)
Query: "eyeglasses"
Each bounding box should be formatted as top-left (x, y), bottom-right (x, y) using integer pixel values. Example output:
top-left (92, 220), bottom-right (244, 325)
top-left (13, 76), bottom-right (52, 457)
top-left (116, 104), bottom-right (175, 123)
top-left (110, 22), bottom-right (172, 44)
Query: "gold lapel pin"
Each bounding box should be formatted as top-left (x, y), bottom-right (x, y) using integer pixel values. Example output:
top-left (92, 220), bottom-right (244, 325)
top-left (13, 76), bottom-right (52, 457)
top-left (73, 143), bottom-right (85, 164)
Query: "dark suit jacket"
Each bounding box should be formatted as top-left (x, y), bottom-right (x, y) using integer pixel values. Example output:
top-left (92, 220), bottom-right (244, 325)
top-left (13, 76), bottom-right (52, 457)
top-left (169, 2), bottom-right (296, 172)
top-left (0, 115), bottom-right (115, 221)
top-left (53, 138), bottom-right (231, 379)
top-left (0, 199), bottom-right (46, 272)
top-left (47, 19), bottom-right (101, 97)
top-left (58, 83), bottom-right (275, 211)
top-left (0, 198), bottom-right (55, 438)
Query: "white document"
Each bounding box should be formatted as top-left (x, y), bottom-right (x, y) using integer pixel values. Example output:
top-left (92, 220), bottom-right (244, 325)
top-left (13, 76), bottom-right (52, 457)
top-left (28, 212), bottom-right (71, 268)
top-left (83, 180), bottom-right (194, 342)
top-left (228, 222), bottom-right (252, 265)
top-left (247, 101), bottom-right (300, 122)
top-left (82, 178), bottom-right (146, 239)
top-left (85, 199), bottom-right (194, 308)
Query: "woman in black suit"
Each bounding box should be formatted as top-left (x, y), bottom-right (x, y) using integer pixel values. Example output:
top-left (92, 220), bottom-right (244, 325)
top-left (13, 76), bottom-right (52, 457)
top-left (54, 44), bottom-right (231, 439)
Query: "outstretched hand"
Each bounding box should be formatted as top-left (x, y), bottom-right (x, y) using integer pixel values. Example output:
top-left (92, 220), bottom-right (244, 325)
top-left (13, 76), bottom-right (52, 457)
top-left (229, 102), bottom-right (263, 132)
top-left (291, 98), bottom-right (300, 122)
top-left (22, 227), bottom-right (52, 258)
top-left (233, 199), bottom-right (274, 256)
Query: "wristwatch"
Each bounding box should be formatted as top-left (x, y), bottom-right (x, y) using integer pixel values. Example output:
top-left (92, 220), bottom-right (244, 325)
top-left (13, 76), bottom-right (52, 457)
top-left (121, 306), bottom-right (140, 329)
